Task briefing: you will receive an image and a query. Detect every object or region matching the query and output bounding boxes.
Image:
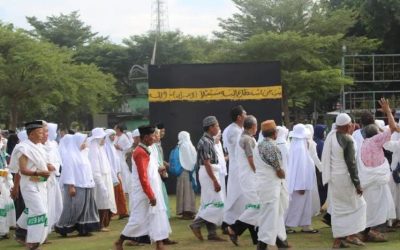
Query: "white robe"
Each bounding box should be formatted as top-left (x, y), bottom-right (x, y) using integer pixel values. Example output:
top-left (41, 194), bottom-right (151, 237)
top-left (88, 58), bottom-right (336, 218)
top-left (115, 134), bottom-right (132, 193)
top-left (196, 164), bottom-right (224, 225)
top-left (0, 170), bottom-right (16, 235)
top-left (223, 123), bottom-right (245, 225)
top-left (122, 147), bottom-right (171, 241)
top-left (88, 140), bottom-right (117, 213)
top-left (357, 145), bottom-right (396, 227)
top-left (44, 140), bottom-right (63, 233)
top-left (383, 140), bottom-right (400, 219)
top-left (254, 142), bottom-right (288, 245)
top-left (15, 140), bottom-right (49, 244)
top-left (214, 142), bottom-right (227, 202)
top-left (308, 139), bottom-right (322, 216)
top-left (237, 136), bottom-right (259, 226)
top-left (285, 138), bottom-right (315, 227)
top-left (322, 131), bottom-right (366, 238)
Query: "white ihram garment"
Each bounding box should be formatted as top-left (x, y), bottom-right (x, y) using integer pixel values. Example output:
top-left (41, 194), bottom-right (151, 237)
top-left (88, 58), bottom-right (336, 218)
top-left (237, 137), bottom-right (259, 226)
top-left (223, 123), bottom-right (245, 225)
top-left (44, 140), bottom-right (63, 233)
top-left (122, 149), bottom-right (171, 241)
top-left (196, 163), bottom-right (224, 225)
top-left (254, 143), bottom-right (288, 245)
top-left (357, 145), bottom-right (396, 228)
top-left (383, 140), bottom-right (400, 219)
top-left (15, 140), bottom-right (49, 244)
top-left (322, 131), bottom-right (366, 238)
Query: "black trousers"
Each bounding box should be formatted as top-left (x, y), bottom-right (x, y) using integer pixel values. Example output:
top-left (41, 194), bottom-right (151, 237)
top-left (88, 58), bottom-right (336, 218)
top-left (230, 220), bottom-right (258, 245)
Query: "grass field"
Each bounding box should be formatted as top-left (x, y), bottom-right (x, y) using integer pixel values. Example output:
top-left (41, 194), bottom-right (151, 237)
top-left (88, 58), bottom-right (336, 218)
top-left (1, 196), bottom-right (399, 250)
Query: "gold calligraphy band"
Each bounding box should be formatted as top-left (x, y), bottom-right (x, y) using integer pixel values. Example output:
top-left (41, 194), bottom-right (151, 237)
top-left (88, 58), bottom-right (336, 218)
top-left (149, 86), bottom-right (282, 102)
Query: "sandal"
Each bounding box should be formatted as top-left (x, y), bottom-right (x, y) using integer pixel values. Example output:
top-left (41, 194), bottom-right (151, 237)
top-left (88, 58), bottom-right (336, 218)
top-left (332, 239), bottom-right (350, 248)
top-left (367, 230), bottom-right (387, 242)
top-left (286, 229), bottom-right (296, 234)
top-left (346, 236), bottom-right (365, 246)
top-left (227, 226), bottom-right (238, 246)
top-left (301, 229), bottom-right (319, 234)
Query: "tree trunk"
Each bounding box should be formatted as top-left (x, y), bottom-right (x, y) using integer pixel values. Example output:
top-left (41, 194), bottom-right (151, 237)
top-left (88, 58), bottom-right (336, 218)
top-left (282, 81), bottom-right (290, 127)
top-left (9, 99), bottom-right (18, 130)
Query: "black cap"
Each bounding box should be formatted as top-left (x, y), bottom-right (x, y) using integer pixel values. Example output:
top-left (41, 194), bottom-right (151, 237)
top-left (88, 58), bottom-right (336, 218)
top-left (25, 120), bottom-right (44, 135)
top-left (138, 125), bottom-right (156, 136)
top-left (25, 120), bottom-right (44, 130)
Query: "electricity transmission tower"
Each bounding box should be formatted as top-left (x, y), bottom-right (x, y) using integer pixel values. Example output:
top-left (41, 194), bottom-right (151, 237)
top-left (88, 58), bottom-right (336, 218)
top-left (150, 0), bottom-right (169, 64)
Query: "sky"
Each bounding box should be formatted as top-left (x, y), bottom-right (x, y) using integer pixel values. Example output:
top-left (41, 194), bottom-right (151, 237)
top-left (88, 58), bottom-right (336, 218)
top-left (0, 0), bottom-right (237, 43)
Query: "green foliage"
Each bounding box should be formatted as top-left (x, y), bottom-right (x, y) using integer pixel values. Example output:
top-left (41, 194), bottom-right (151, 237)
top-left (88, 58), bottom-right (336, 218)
top-left (330, 0), bottom-right (400, 53)
top-left (214, 0), bottom-right (381, 123)
top-left (26, 11), bottom-right (103, 48)
top-left (0, 24), bottom-right (116, 129)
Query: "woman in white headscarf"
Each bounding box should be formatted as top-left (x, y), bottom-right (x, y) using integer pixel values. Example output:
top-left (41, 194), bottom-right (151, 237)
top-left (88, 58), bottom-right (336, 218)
top-left (276, 126), bottom-right (290, 171)
top-left (305, 124), bottom-right (322, 217)
top-left (43, 122), bottom-right (63, 235)
top-left (104, 129), bottom-right (129, 220)
top-left (285, 124), bottom-right (318, 233)
top-left (176, 131), bottom-right (197, 220)
top-left (55, 133), bottom-right (100, 236)
top-left (88, 128), bottom-right (117, 232)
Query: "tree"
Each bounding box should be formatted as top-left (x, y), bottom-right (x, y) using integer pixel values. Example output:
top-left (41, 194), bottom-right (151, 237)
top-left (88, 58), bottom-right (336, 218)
top-left (26, 11), bottom-right (102, 49)
top-left (215, 0), bottom-right (379, 124)
top-left (330, 0), bottom-right (400, 53)
top-left (0, 24), bottom-right (116, 129)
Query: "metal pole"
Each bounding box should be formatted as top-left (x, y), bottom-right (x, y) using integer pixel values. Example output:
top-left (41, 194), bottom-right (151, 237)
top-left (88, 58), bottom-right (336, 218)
top-left (372, 54), bottom-right (375, 81)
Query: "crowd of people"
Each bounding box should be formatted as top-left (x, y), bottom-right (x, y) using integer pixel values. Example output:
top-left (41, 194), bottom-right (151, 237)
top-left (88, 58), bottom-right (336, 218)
top-left (0, 99), bottom-right (399, 250)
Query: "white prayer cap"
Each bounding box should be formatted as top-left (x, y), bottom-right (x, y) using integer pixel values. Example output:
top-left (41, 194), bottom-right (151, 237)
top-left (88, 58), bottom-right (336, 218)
top-left (105, 129), bottom-right (116, 135)
top-left (335, 113), bottom-right (351, 126)
top-left (375, 119), bottom-right (385, 129)
top-left (132, 129), bottom-right (140, 137)
top-left (90, 127), bottom-right (107, 139)
top-left (291, 124), bottom-right (308, 139)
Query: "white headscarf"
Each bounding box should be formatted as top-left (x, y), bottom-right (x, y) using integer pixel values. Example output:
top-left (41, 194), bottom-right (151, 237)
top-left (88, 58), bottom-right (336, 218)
top-left (47, 123), bottom-right (58, 141)
top-left (287, 124), bottom-right (316, 194)
top-left (276, 126), bottom-right (289, 144)
top-left (104, 129), bottom-right (121, 174)
top-left (305, 124), bottom-right (314, 140)
top-left (17, 130), bottom-right (28, 142)
top-left (59, 133), bottom-right (94, 187)
top-left (178, 131), bottom-right (197, 171)
top-left (88, 137), bottom-right (112, 175)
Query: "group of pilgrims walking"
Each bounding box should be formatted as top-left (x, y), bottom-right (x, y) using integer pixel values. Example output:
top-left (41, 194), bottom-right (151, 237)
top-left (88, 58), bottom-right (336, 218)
top-left (0, 99), bottom-right (399, 250)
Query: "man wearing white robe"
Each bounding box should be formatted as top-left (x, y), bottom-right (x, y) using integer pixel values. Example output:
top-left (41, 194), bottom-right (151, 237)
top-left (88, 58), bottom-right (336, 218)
top-left (226, 115), bottom-right (259, 246)
top-left (322, 113), bottom-right (366, 248)
top-left (190, 116), bottom-right (226, 242)
top-left (14, 121), bottom-right (51, 250)
top-left (357, 98), bottom-right (397, 242)
top-left (254, 120), bottom-right (290, 250)
top-left (222, 105), bottom-right (247, 229)
top-left (114, 125), bottom-right (171, 250)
